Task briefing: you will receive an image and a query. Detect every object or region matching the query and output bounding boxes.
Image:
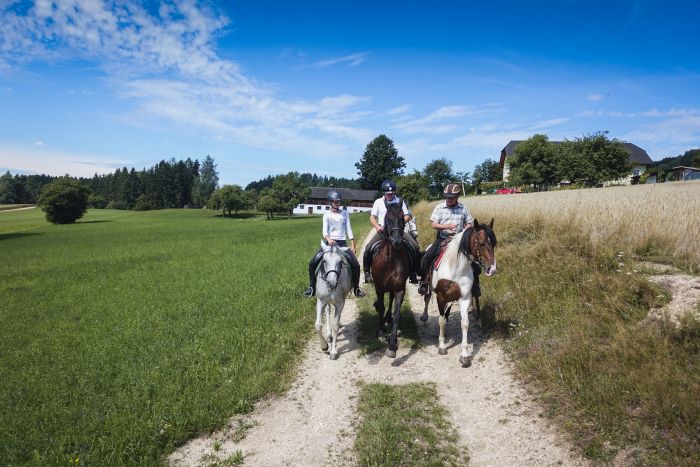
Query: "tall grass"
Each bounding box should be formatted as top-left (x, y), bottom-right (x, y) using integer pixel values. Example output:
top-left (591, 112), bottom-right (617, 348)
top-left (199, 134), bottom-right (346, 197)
top-left (0, 208), bottom-right (368, 465)
top-left (411, 182), bottom-right (700, 464)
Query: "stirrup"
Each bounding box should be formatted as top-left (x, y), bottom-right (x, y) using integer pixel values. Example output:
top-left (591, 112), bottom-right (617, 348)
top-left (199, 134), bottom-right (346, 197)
top-left (302, 286), bottom-right (314, 298)
top-left (354, 287), bottom-right (366, 298)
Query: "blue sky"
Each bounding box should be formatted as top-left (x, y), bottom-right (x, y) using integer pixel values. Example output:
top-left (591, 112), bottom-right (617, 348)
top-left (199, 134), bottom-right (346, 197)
top-left (1, 0), bottom-right (699, 186)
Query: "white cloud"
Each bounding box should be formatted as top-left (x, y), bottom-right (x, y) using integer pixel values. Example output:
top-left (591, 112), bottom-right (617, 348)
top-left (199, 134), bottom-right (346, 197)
top-left (587, 93), bottom-right (603, 101)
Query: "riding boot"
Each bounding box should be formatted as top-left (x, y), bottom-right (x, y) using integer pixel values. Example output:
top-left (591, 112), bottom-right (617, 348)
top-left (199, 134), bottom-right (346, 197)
top-left (471, 262), bottom-right (481, 298)
top-left (347, 252), bottom-right (366, 297)
top-left (303, 249), bottom-right (323, 298)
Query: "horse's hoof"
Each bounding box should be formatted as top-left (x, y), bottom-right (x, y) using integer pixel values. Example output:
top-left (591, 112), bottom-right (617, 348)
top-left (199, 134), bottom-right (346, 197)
top-left (419, 313), bottom-right (428, 323)
top-left (438, 348), bottom-right (447, 356)
top-left (386, 349), bottom-right (396, 358)
top-left (459, 356), bottom-right (473, 367)
top-left (321, 343), bottom-right (329, 352)
top-left (329, 353), bottom-right (339, 360)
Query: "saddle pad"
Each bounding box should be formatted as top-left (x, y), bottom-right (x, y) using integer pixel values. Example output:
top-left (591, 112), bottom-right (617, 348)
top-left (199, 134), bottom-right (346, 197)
top-left (433, 245), bottom-right (450, 271)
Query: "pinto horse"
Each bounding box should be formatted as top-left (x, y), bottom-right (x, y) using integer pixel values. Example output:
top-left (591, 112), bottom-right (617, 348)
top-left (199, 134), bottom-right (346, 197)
top-left (370, 203), bottom-right (411, 358)
top-left (314, 243), bottom-right (353, 360)
top-left (419, 219), bottom-right (497, 366)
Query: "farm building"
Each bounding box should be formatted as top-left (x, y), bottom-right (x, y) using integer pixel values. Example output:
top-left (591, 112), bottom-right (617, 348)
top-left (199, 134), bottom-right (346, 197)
top-left (669, 166), bottom-right (700, 182)
top-left (499, 140), bottom-right (654, 185)
top-left (293, 187), bottom-right (377, 215)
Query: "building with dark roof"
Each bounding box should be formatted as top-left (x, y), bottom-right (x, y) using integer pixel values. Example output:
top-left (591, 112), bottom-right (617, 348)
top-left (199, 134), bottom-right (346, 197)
top-left (499, 140), bottom-right (654, 185)
top-left (293, 187), bottom-right (377, 215)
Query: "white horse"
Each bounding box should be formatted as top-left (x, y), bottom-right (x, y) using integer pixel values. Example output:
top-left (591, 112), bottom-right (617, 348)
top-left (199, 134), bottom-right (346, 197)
top-left (420, 219), bottom-right (497, 366)
top-left (315, 243), bottom-right (353, 360)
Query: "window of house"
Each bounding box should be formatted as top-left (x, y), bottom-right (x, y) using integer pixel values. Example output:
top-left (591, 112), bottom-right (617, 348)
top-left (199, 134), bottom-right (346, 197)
top-left (325, 206), bottom-right (330, 210)
top-left (632, 168), bottom-right (641, 176)
top-left (316, 205), bottom-right (322, 210)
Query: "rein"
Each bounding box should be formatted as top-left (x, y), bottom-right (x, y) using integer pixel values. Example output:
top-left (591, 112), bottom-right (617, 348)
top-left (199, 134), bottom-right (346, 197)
top-left (320, 250), bottom-right (344, 284)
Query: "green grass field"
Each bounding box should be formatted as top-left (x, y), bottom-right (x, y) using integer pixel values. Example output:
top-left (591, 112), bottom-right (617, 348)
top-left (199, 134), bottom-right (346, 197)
top-left (0, 208), bottom-right (369, 465)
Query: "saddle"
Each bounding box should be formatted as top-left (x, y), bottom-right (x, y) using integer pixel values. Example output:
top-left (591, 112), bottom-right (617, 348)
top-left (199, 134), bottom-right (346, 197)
top-left (421, 237), bottom-right (454, 292)
top-left (368, 237), bottom-right (419, 272)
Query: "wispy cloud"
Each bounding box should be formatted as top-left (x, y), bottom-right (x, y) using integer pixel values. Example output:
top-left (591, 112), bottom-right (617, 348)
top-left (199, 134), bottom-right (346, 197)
top-left (0, 143), bottom-right (130, 177)
top-left (577, 107), bottom-right (700, 118)
top-left (393, 104), bottom-right (506, 134)
top-left (308, 52), bottom-right (369, 69)
top-left (588, 93), bottom-right (604, 101)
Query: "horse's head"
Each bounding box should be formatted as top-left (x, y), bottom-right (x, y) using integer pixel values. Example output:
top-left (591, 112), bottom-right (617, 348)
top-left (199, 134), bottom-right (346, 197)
top-left (466, 218), bottom-right (497, 276)
top-left (383, 203), bottom-right (406, 249)
top-left (320, 243), bottom-right (344, 289)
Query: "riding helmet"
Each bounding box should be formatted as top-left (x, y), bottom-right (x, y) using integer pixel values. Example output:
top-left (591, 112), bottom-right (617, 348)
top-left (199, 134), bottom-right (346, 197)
top-left (381, 179), bottom-right (397, 193)
top-left (443, 183), bottom-right (461, 198)
top-left (327, 190), bottom-right (342, 202)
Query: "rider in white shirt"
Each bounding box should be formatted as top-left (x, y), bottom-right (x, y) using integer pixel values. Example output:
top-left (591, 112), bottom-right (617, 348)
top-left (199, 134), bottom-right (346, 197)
top-left (362, 179), bottom-right (421, 284)
top-left (303, 190), bottom-right (366, 298)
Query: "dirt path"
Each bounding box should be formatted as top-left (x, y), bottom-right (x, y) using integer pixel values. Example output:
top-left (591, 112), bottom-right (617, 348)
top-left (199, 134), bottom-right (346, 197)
top-left (169, 238), bottom-right (587, 466)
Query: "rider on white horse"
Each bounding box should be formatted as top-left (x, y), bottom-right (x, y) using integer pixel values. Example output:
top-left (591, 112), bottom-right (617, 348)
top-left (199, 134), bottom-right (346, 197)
top-left (418, 183), bottom-right (481, 297)
top-left (303, 190), bottom-right (366, 298)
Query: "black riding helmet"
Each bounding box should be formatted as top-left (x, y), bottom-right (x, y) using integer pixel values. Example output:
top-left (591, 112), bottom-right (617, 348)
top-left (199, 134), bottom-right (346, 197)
top-left (327, 190), bottom-right (342, 202)
top-left (381, 180), bottom-right (397, 193)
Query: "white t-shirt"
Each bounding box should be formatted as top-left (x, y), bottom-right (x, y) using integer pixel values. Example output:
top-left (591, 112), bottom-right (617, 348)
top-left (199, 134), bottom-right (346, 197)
top-left (323, 209), bottom-right (354, 241)
top-left (370, 196), bottom-right (410, 226)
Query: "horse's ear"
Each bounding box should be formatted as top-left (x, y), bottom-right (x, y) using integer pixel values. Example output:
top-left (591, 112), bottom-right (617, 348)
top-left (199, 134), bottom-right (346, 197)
top-left (321, 242), bottom-right (331, 253)
top-left (489, 217), bottom-right (494, 229)
top-left (473, 218), bottom-right (480, 230)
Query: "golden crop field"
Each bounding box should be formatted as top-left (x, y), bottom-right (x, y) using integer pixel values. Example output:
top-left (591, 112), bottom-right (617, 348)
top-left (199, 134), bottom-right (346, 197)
top-left (414, 180), bottom-right (700, 270)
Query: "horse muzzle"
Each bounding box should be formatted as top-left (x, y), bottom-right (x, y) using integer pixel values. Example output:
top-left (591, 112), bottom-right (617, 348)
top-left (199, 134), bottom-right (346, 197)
top-left (484, 263), bottom-right (497, 276)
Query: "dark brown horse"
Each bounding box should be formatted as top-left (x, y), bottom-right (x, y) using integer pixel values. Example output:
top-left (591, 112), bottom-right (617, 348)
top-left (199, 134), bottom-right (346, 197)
top-left (370, 203), bottom-right (411, 358)
top-left (419, 219), bottom-right (497, 366)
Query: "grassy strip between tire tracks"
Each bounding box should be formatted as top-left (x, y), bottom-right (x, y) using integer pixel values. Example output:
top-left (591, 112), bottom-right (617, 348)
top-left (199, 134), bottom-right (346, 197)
top-left (354, 382), bottom-right (468, 467)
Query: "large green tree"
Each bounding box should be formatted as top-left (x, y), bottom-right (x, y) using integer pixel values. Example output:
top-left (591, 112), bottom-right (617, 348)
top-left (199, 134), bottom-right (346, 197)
top-left (558, 132), bottom-right (631, 185)
top-left (423, 157), bottom-right (455, 197)
top-left (355, 135), bottom-right (405, 190)
top-left (396, 171), bottom-right (430, 206)
top-left (507, 134), bottom-right (559, 190)
top-left (271, 172), bottom-right (310, 217)
top-left (472, 158), bottom-right (501, 190)
top-left (208, 184), bottom-right (250, 216)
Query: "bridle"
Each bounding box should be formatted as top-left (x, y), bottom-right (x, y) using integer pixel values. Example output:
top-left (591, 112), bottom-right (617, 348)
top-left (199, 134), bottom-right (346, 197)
top-left (320, 251), bottom-right (344, 286)
top-left (462, 227), bottom-right (493, 270)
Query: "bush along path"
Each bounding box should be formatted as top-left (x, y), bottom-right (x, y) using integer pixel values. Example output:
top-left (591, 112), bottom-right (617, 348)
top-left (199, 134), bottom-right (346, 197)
top-left (168, 236), bottom-right (587, 466)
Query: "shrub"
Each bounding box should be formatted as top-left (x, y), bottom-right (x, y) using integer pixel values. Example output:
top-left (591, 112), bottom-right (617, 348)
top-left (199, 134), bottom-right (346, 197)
top-left (88, 194), bottom-right (108, 209)
top-left (37, 177), bottom-right (89, 224)
top-left (133, 195), bottom-right (156, 211)
top-left (106, 200), bottom-right (128, 210)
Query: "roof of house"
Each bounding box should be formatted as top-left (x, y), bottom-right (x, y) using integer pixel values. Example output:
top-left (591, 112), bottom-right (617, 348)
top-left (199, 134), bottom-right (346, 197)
top-left (308, 187), bottom-right (377, 201)
top-left (499, 140), bottom-right (654, 167)
top-left (671, 166), bottom-right (700, 171)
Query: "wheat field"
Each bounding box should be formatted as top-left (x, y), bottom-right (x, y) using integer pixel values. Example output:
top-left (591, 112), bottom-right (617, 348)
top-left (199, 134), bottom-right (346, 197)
top-left (414, 180), bottom-right (700, 270)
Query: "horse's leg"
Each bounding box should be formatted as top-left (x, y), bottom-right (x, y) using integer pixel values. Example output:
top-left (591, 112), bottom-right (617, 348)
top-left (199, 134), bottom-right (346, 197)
top-left (474, 296), bottom-right (482, 327)
top-left (459, 296), bottom-right (474, 367)
top-left (436, 295), bottom-right (448, 355)
top-left (420, 292), bottom-right (430, 323)
top-left (315, 299), bottom-right (328, 352)
top-left (324, 302), bottom-right (333, 343)
top-left (386, 290), bottom-right (403, 358)
top-left (329, 300), bottom-right (343, 360)
top-left (385, 292), bottom-right (394, 328)
top-left (373, 289), bottom-right (386, 337)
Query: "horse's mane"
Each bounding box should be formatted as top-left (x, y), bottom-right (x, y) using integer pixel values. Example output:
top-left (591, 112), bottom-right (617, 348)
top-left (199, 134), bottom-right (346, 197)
top-left (455, 222), bottom-right (497, 259)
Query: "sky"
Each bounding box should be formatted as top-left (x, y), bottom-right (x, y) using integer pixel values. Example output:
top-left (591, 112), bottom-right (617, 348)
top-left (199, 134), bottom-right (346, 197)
top-left (1, 0), bottom-right (699, 186)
